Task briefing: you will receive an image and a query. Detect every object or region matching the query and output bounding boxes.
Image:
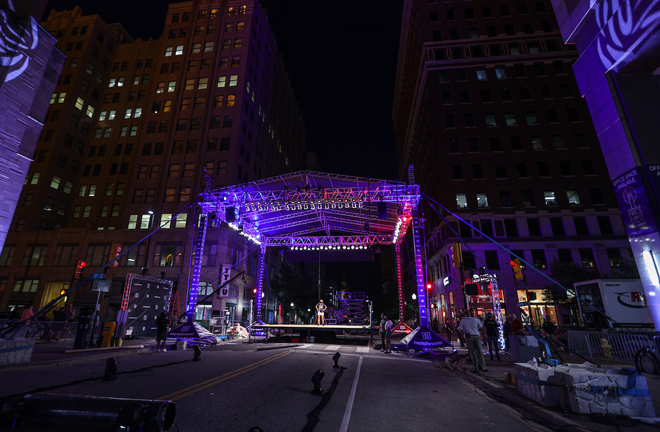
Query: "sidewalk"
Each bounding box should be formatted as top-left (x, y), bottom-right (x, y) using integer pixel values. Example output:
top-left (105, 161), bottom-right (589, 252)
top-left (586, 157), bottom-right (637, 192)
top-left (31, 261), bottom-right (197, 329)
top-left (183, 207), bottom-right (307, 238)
top-left (447, 342), bottom-right (660, 431)
top-left (0, 338), bottom-right (152, 373)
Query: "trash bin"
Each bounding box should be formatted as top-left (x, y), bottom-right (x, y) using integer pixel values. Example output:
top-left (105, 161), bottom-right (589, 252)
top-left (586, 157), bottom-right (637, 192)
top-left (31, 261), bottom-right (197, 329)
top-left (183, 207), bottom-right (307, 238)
top-left (73, 315), bottom-right (91, 350)
top-left (100, 322), bottom-right (116, 348)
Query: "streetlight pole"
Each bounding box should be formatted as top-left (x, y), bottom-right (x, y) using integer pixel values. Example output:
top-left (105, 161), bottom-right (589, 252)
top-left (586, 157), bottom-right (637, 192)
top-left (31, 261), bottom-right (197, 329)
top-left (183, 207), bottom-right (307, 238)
top-left (144, 211), bottom-right (154, 271)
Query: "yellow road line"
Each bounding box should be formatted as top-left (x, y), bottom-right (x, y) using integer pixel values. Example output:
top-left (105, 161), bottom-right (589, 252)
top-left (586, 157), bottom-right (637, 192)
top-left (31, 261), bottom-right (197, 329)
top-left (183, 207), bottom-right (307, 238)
top-left (160, 351), bottom-right (290, 401)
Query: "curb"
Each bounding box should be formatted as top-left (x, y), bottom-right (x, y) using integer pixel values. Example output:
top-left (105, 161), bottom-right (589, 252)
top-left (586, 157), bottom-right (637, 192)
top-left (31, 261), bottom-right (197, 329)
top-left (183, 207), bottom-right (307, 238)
top-left (0, 347), bottom-right (149, 373)
top-left (453, 358), bottom-right (589, 432)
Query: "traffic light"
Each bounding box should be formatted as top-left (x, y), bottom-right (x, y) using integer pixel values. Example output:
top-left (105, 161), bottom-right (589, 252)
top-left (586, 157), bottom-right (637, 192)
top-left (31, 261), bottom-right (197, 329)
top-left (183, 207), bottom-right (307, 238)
top-left (426, 283), bottom-right (432, 290)
top-left (451, 243), bottom-right (462, 268)
top-left (510, 259), bottom-right (523, 280)
top-left (74, 261), bottom-right (86, 279)
top-left (60, 288), bottom-right (67, 296)
top-left (253, 288), bottom-right (257, 298)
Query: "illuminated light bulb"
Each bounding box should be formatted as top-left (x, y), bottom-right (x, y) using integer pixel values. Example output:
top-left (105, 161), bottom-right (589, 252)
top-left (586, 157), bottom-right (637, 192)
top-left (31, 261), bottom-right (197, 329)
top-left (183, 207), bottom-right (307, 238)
top-left (643, 250), bottom-right (660, 286)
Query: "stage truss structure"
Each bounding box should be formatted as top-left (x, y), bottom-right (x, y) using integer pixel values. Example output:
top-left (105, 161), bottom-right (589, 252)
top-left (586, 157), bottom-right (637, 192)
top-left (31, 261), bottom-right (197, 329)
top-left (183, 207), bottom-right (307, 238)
top-left (187, 167), bottom-right (429, 327)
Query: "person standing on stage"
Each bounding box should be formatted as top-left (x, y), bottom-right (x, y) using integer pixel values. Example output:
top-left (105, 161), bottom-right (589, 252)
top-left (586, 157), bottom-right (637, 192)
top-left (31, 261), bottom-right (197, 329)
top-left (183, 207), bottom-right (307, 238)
top-left (315, 299), bottom-right (327, 326)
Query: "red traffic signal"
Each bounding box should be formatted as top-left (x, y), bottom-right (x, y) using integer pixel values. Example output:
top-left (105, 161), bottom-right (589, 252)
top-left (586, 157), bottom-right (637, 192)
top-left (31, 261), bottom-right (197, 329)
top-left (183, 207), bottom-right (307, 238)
top-left (510, 259), bottom-right (523, 280)
top-left (60, 288), bottom-right (67, 296)
top-left (426, 283), bottom-right (432, 290)
top-left (253, 288), bottom-right (257, 296)
top-left (74, 260), bottom-right (86, 279)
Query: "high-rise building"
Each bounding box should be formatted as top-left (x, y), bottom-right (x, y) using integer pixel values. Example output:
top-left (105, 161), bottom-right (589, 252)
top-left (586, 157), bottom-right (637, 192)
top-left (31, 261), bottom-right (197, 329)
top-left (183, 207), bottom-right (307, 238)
top-left (548, 1), bottom-right (660, 328)
top-left (0, 0), bottom-right (305, 325)
top-left (0, 0), bottom-right (64, 255)
top-left (393, 0), bottom-right (631, 326)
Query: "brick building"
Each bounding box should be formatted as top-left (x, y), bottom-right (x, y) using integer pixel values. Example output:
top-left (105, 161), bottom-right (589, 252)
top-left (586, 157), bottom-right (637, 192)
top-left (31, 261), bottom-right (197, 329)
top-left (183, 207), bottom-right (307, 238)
top-left (393, 0), bottom-right (631, 326)
top-left (0, 0), bottom-right (305, 325)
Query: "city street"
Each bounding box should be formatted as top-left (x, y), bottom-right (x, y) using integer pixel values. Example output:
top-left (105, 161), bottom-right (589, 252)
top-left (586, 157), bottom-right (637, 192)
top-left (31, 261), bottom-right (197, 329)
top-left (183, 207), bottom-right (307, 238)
top-left (1, 342), bottom-right (541, 432)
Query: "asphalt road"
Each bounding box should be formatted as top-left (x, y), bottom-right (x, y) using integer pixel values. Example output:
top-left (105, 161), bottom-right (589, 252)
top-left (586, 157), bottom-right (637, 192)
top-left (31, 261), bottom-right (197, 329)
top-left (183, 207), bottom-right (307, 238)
top-left (1, 341), bottom-right (547, 432)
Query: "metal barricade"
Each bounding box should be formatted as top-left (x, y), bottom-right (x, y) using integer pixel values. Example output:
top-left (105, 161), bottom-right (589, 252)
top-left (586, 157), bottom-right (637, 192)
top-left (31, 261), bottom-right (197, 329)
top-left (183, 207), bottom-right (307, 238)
top-left (567, 331), bottom-right (655, 363)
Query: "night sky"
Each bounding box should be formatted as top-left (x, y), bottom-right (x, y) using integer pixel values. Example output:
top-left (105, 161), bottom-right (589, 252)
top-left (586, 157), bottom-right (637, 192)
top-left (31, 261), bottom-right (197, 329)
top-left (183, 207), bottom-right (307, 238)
top-left (43, 0), bottom-right (404, 305)
top-left (43, 0), bottom-right (403, 181)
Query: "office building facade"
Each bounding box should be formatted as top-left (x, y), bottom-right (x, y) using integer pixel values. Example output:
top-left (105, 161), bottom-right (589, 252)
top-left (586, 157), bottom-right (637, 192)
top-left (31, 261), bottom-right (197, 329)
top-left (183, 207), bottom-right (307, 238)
top-left (393, 0), bottom-right (631, 326)
top-left (0, 0), bottom-right (305, 325)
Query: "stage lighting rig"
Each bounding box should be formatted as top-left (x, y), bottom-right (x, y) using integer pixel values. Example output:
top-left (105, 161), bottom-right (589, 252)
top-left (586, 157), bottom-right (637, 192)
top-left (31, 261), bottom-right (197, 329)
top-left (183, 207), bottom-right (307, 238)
top-left (311, 369), bottom-right (325, 395)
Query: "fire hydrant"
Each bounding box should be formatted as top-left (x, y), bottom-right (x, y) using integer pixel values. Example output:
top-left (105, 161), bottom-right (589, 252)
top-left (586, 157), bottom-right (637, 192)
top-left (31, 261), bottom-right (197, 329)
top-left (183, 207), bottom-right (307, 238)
top-left (601, 338), bottom-right (613, 359)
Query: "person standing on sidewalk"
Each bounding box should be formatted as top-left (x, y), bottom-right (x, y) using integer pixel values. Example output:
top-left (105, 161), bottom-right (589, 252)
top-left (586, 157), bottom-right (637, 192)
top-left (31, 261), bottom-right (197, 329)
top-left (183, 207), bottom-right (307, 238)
top-left (444, 318), bottom-right (453, 343)
top-left (458, 310), bottom-right (487, 373)
top-left (483, 313), bottom-right (501, 361)
top-left (156, 312), bottom-right (169, 352)
top-left (383, 315), bottom-right (393, 353)
top-left (379, 313), bottom-right (387, 352)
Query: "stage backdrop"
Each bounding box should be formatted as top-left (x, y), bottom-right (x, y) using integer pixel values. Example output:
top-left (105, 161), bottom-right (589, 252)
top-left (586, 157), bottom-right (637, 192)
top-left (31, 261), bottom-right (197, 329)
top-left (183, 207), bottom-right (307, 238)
top-left (117, 274), bottom-right (173, 339)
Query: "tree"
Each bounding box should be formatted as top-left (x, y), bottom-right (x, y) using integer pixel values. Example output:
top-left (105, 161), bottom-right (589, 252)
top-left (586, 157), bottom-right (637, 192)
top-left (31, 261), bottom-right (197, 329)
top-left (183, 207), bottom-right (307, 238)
top-left (541, 258), bottom-right (600, 308)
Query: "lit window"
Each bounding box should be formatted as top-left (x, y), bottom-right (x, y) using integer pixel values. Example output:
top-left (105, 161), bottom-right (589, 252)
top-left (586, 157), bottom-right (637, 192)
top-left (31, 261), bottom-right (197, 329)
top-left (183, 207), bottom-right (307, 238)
top-left (544, 191), bottom-right (557, 206)
top-left (89, 184), bottom-right (96, 196)
top-left (185, 79), bottom-right (195, 90)
top-left (165, 188), bottom-right (176, 202)
top-left (227, 95), bottom-right (236, 106)
top-left (30, 172), bottom-right (40, 185)
top-left (217, 76), bottom-right (227, 87)
top-left (86, 105), bottom-right (94, 118)
top-left (133, 75), bottom-right (140, 85)
top-left (477, 192), bottom-right (489, 207)
top-left (175, 45), bottom-right (184, 55)
top-left (495, 65), bottom-right (506, 79)
top-left (82, 205), bottom-right (91, 217)
top-left (156, 82), bottom-right (165, 93)
top-left (50, 93), bottom-right (56, 104)
top-left (75, 97), bottom-right (84, 110)
top-left (180, 187), bottom-right (191, 201)
top-left (237, 21), bottom-right (245, 31)
top-left (234, 38), bottom-right (243, 48)
top-left (128, 215), bottom-right (138, 229)
top-left (108, 78), bottom-right (116, 87)
top-left (229, 75), bottom-right (238, 86)
top-left (160, 214), bottom-right (172, 229)
top-left (124, 108), bottom-right (132, 119)
top-left (476, 69), bottom-right (487, 80)
top-left (63, 181), bottom-right (73, 194)
top-left (130, 126), bottom-right (138, 136)
top-left (167, 81), bottom-right (176, 92)
top-left (163, 101), bottom-right (173, 112)
top-left (117, 77), bottom-right (124, 87)
top-left (238, 5), bottom-right (247, 14)
top-left (58, 92), bottom-right (66, 103)
top-left (231, 56), bottom-right (240, 67)
top-left (165, 46), bottom-right (173, 56)
top-left (198, 78), bottom-right (208, 89)
top-left (108, 110), bottom-right (116, 120)
top-left (456, 193), bottom-right (467, 208)
top-left (134, 107), bottom-right (142, 118)
top-left (50, 175), bottom-right (61, 189)
top-left (175, 213), bottom-right (187, 228)
top-left (140, 214), bottom-right (151, 229)
top-left (192, 43), bottom-right (201, 53)
top-left (204, 42), bottom-right (214, 52)
top-left (567, 190), bottom-right (581, 205)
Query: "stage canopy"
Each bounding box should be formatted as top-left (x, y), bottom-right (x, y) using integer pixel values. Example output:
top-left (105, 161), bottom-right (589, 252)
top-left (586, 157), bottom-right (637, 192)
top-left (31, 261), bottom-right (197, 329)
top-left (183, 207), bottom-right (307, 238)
top-left (188, 168), bottom-right (428, 326)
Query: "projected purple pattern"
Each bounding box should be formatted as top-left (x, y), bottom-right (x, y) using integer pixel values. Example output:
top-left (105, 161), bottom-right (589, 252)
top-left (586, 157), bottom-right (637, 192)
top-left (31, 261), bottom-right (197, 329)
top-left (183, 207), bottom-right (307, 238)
top-left (0, 12), bottom-right (38, 82)
top-left (594, 0), bottom-right (660, 69)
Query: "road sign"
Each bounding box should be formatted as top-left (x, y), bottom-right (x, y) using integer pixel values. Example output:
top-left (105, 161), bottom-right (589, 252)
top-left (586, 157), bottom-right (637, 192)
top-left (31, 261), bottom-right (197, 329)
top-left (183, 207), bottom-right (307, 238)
top-left (92, 280), bottom-right (111, 292)
top-left (92, 273), bottom-right (105, 279)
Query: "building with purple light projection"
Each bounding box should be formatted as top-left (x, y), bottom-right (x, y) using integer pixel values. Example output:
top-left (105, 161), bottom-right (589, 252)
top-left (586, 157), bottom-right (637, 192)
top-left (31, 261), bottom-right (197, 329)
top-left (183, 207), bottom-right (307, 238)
top-left (394, 0), bottom-right (634, 328)
top-left (0, 0), bottom-right (64, 256)
top-left (0, 1), bottom-right (305, 324)
top-left (549, 0), bottom-right (660, 328)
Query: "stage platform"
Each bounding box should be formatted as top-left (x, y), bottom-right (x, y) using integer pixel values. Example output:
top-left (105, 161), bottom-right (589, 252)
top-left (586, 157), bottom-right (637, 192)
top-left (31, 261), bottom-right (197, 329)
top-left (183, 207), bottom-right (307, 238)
top-left (252, 324), bottom-right (370, 331)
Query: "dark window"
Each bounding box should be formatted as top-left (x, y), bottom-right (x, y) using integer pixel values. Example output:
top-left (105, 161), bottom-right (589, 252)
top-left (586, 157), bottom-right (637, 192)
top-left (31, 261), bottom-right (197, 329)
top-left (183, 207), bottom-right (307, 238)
top-left (480, 219), bottom-right (493, 237)
top-left (452, 165), bottom-right (463, 180)
top-left (504, 219), bottom-right (519, 237)
top-left (516, 163), bottom-right (529, 178)
top-left (582, 159), bottom-right (595, 175)
top-left (574, 217), bottom-right (589, 235)
top-left (532, 250), bottom-right (547, 269)
top-left (489, 136), bottom-right (501, 151)
top-left (558, 249), bottom-right (573, 264)
top-left (510, 136), bottom-right (522, 150)
top-left (597, 216), bottom-right (614, 235)
top-left (480, 89), bottom-right (491, 102)
top-left (485, 250), bottom-right (500, 270)
top-left (499, 191), bottom-right (512, 207)
top-left (580, 248), bottom-right (596, 268)
top-left (521, 190), bottom-right (535, 206)
top-left (459, 221), bottom-right (472, 238)
top-left (537, 161), bottom-right (550, 177)
top-left (607, 248), bottom-right (623, 268)
top-left (559, 160), bottom-right (572, 176)
top-left (472, 164), bottom-right (484, 179)
top-left (550, 217), bottom-right (566, 236)
top-left (449, 138), bottom-right (459, 153)
top-left (494, 163), bottom-right (507, 178)
top-left (527, 218), bottom-right (542, 236)
top-left (446, 115), bottom-right (455, 128)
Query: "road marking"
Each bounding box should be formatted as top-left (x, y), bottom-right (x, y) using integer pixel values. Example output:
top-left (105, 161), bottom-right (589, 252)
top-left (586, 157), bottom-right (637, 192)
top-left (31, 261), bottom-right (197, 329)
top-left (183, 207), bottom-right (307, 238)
top-left (159, 351), bottom-right (290, 401)
top-left (325, 345), bottom-right (341, 351)
top-left (356, 346), bottom-right (369, 353)
top-left (297, 344), bottom-right (312, 349)
top-left (339, 355), bottom-right (363, 432)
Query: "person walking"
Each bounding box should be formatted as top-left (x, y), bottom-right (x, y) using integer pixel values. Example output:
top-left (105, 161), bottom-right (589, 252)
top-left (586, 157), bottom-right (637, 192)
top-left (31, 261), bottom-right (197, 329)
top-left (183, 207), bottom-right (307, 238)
top-left (542, 317), bottom-right (557, 336)
top-left (483, 313), bottom-right (501, 361)
top-left (20, 306), bottom-right (34, 321)
top-left (155, 311), bottom-right (169, 352)
top-left (458, 310), bottom-right (487, 373)
top-left (315, 299), bottom-right (326, 326)
top-left (444, 318), bottom-right (453, 343)
top-left (383, 315), bottom-right (393, 353)
top-left (379, 313), bottom-right (387, 352)
top-left (65, 304), bottom-right (75, 322)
